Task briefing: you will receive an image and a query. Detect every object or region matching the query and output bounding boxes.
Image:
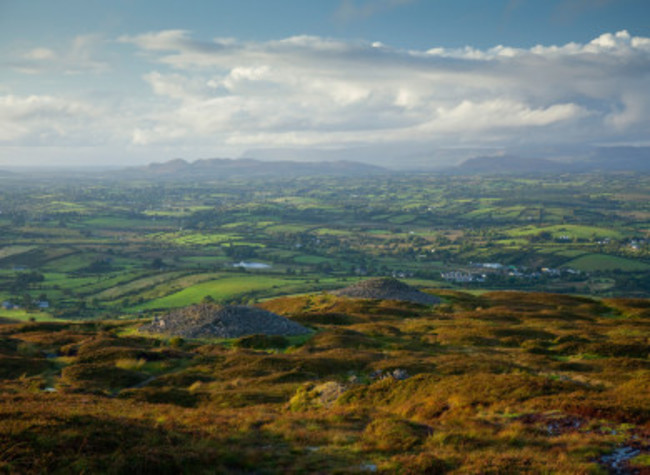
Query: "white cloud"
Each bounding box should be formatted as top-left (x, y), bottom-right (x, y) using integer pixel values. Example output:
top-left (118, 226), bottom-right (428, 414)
top-left (114, 30), bottom-right (649, 152)
top-left (0, 94), bottom-right (106, 144)
top-left (11, 34), bottom-right (109, 74)
top-left (428, 100), bottom-right (589, 132)
top-left (24, 48), bottom-right (57, 61)
top-left (118, 30), bottom-right (192, 51)
top-left (3, 29), bottom-right (649, 166)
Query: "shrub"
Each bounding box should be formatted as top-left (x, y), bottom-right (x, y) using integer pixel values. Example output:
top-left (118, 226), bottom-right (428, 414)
top-left (234, 334), bottom-right (290, 349)
top-left (119, 387), bottom-right (200, 407)
top-left (361, 417), bottom-right (431, 452)
top-left (61, 363), bottom-right (148, 393)
top-left (168, 336), bottom-right (184, 348)
top-left (288, 381), bottom-right (347, 411)
top-left (0, 354), bottom-right (50, 379)
top-left (115, 358), bottom-right (147, 371)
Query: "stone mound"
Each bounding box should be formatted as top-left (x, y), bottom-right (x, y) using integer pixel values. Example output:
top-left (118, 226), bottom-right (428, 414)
top-left (139, 304), bottom-right (310, 339)
top-left (332, 277), bottom-right (440, 306)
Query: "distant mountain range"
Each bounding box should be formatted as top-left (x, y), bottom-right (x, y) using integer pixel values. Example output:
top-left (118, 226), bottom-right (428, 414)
top-left (1, 146), bottom-right (648, 180)
top-left (454, 146), bottom-right (650, 175)
top-left (116, 158), bottom-right (388, 180)
top-left (456, 155), bottom-right (566, 174)
top-left (585, 146), bottom-right (650, 172)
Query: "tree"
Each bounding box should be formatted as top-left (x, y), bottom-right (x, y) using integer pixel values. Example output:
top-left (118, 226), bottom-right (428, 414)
top-left (151, 257), bottom-right (164, 269)
top-left (21, 294), bottom-right (35, 311)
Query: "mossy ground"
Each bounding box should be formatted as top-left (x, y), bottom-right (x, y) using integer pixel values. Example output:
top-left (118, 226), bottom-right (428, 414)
top-left (0, 290), bottom-right (648, 473)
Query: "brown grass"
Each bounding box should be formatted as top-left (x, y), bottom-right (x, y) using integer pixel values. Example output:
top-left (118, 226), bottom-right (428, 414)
top-left (0, 289), bottom-right (647, 473)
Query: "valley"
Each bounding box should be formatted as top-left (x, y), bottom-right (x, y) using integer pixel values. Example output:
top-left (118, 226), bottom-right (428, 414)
top-left (0, 170), bottom-right (648, 322)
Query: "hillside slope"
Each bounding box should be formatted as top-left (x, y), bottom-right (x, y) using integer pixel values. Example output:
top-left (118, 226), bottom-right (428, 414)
top-left (0, 290), bottom-right (648, 473)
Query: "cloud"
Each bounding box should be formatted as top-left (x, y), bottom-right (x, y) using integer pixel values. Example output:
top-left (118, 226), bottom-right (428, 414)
top-left (9, 34), bottom-right (109, 74)
top-left (24, 48), bottom-right (57, 61)
top-left (118, 30), bottom-right (193, 52)
top-left (114, 30), bottom-right (649, 151)
top-left (0, 94), bottom-right (101, 143)
top-left (3, 29), bottom-right (649, 166)
top-left (335, 0), bottom-right (416, 22)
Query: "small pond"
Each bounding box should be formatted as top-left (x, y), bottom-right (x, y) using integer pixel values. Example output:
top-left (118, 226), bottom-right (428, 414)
top-left (232, 261), bottom-right (272, 269)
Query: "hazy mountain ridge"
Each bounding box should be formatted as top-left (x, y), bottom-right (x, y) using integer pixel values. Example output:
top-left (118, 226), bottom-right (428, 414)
top-left (586, 146), bottom-right (650, 172)
top-left (1, 146), bottom-right (648, 180)
top-left (456, 155), bottom-right (567, 174)
top-left (121, 157), bottom-right (389, 180)
top-left (454, 146), bottom-right (650, 175)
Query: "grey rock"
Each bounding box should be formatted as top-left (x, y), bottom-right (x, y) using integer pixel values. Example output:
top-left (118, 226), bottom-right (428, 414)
top-left (332, 277), bottom-right (440, 305)
top-left (140, 304), bottom-right (310, 339)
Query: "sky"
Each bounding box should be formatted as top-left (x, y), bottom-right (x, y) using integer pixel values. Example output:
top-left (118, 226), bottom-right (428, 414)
top-left (1, 0), bottom-right (649, 168)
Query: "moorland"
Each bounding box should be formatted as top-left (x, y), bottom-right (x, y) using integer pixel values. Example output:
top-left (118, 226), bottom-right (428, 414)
top-left (0, 288), bottom-right (648, 473)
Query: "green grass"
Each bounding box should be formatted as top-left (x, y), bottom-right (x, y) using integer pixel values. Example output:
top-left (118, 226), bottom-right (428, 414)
top-left (463, 205), bottom-right (528, 219)
top-left (181, 256), bottom-right (229, 265)
top-left (313, 228), bottom-right (353, 237)
top-left (143, 205), bottom-right (213, 217)
top-left (564, 254), bottom-right (650, 272)
top-left (44, 271), bottom-right (150, 297)
top-left (115, 273), bottom-right (224, 304)
top-left (294, 255), bottom-right (332, 265)
top-left (81, 217), bottom-right (171, 229)
top-left (131, 275), bottom-right (298, 310)
top-left (387, 214), bottom-right (417, 225)
top-left (41, 253), bottom-right (100, 272)
top-left (0, 245), bottom-right (36, 260)
top-left (92, 271), bottom-right (187, 301)
top-left (0, 308), bottom-right (60, 322)
top-left (265, 224), bottom-right (313, 233)
top-left (41, 201), bottom-right (92, 214)
top-left (506, 224), bottom-right (624, 240)
top-left (152, 232), bottom-right (241, 246)
top-left (554, 249), bottom-right (588, 258)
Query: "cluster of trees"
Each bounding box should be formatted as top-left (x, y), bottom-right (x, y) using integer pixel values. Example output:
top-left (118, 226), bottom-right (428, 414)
top-left (4, 271), bottom-right (45, 293)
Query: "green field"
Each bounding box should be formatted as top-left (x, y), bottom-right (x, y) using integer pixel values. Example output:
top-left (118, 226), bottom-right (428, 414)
top-left (1, 172), bottom-right (649, 318)
top-left (152, 231), bottom-right (241, 246)
top-left (0, 308), bottom-right (58, 322)
top-left (506, 224), bottom-right (624, 240)
top-left (132, 275), bottom-right (297, 310)
top-left (293, 255), bottom-right (332, 265)
top-left (92, 271), bottom-right (187, 301)
top-left (564, 253), bottom-right (650, 272)
top-left (0, 245), bottom-right (36, 260)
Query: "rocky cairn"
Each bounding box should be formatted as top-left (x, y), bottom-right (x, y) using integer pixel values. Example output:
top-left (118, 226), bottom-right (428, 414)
top-left (332, 277), bottom-right (440, 306)
top-left (139, 304), bottom-right (310, 339)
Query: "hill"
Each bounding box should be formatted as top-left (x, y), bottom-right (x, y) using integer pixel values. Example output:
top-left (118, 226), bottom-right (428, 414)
top-left (582, 146), bottom-right (650, 172)
top-left (1, 289), bottom-right (647, 473)
top-left (117, 157), bottom-right (388, 181)
top-left (455, 155), bottom-right (568, 174)
top-left (454, 147), bottom-right (650, 175)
